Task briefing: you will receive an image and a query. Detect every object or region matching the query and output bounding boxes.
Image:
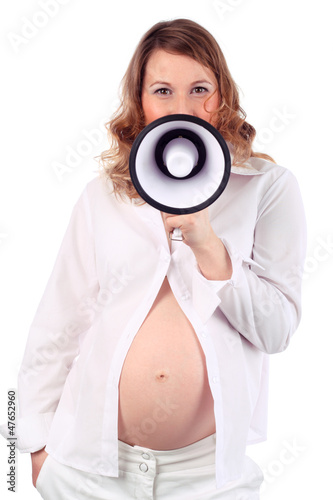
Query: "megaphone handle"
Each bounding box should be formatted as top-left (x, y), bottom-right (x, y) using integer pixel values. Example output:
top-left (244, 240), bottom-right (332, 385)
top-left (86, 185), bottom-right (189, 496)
top-left (169, 227), bottom-right (184, 241)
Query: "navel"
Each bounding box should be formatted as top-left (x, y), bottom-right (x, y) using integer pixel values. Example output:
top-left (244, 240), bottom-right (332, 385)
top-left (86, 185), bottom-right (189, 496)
top-left (155, 370), bottom-right (170, 382)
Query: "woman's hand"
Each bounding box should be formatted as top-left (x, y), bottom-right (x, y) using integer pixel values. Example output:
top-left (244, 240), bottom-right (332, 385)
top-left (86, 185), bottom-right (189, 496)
top-left (162, 210), bottom-right (232, 281)
top-left (162, 209), bottom-right (213, 249)
top-left (31, 447), bottom-right (48, 488)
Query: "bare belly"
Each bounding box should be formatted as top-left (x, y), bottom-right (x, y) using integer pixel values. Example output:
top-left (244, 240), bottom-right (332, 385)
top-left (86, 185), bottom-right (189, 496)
top-left (118, 277), bottom-right (216, 450)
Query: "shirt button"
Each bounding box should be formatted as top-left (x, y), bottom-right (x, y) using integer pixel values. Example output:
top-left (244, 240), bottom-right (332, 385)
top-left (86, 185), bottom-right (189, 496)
top-left (201, 331), bottom-right (208, 338)
top-left (181, 292), bottom-right (190, 301)
top-left (141, 452), bottom-right (150, 460)
top-left (139, 463), bottom-right (149, 472)
top-left (213, 376), bottom-right (220, 384)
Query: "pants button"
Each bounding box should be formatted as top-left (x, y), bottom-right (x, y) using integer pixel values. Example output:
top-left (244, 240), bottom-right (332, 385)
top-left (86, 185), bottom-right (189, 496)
top-left (139, 463), bottom-right (149, 473)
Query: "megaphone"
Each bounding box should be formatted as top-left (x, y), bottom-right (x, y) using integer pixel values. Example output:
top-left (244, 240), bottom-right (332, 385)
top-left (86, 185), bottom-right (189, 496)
top-left (129, 114), bottom-right (231, 241)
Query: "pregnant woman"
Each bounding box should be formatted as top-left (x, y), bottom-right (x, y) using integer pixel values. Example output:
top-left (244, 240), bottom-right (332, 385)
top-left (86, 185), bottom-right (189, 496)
top-left (13, 18), bottom-right (306, 500)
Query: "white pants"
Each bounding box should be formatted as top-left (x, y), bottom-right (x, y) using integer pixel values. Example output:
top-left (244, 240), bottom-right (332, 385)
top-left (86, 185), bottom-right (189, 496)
top-left (36, 435), bottom-right (263, 499)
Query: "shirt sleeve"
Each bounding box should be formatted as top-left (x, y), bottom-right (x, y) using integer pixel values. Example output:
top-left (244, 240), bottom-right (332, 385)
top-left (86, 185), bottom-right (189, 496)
top-left (192, 169), bottom-right (307, 354)
top-left (15, 186), bottom-right (100, 452)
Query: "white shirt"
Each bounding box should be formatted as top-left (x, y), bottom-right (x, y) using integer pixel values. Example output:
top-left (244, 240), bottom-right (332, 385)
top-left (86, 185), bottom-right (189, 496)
top-left (1, 156), bottom-right (306, 488)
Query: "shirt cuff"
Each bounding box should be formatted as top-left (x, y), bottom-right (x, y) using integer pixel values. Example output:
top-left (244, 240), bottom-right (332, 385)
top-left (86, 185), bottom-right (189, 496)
top-left (1, 412), bottom-right (55, 453)
top-left (191, 238), bottom-right (265, 324)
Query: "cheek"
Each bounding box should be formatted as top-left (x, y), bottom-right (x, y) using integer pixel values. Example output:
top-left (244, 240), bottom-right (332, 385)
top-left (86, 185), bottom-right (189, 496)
top-left (205, 93), bottom-right (220, 113)
top-left (141, 94), bottom-right (162, 124)
top-left (200, 94), bottom-right (220, 124)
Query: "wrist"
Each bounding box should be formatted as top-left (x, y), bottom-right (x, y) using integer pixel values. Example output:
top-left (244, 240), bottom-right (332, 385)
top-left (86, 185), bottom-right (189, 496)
top-left (31, 447), bottom-right (46, 458)
top-left (192, 233), bottom-right (232, 281)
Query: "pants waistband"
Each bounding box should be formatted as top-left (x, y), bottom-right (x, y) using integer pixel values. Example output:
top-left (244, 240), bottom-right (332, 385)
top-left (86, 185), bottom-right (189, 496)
top-left (118, 434), bottom-right (216, 475)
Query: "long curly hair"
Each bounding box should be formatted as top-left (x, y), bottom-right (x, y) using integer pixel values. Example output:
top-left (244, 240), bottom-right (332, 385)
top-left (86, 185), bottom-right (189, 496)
top-left (98, 19), bottom-right (274, 200)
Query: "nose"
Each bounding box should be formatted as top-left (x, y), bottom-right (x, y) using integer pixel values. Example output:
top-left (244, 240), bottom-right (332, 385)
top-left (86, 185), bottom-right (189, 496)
top-left (171, 96), bottom-right (194, 116)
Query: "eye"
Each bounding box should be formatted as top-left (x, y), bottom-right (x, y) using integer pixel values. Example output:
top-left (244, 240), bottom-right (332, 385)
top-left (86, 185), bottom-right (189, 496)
top-left (192, 86), bottom-right (208, 94)
top-left (154, 88), bottom-right (172, 95)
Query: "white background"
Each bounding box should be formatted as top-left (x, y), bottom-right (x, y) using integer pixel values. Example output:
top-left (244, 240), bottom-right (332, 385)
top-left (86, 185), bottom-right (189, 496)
top-left (0, 0), bottom-right (332, 498)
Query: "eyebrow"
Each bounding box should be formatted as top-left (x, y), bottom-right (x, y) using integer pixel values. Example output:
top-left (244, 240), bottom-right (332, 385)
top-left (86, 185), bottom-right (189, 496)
top-left (148, 80), bottom-right (214, 88)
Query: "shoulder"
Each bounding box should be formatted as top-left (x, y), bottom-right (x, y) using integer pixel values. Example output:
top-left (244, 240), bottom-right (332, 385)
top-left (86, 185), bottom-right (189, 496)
top-left (232, 156), bottom-right (300, 191)
top-left (79, 175), bottom-right (136, 217)
top-left (82, 175), bottom-right (120, 206)
top-left (84, 174), bottom-right (114, 198)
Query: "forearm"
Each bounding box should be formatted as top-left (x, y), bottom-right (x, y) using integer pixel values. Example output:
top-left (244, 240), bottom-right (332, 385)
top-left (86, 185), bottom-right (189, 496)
top-left (162, 211), bottom-right (232, 281)
top-left (191, 231), bottom-right (232, 281)
top-left (217, 264), bottom-right (301, 353)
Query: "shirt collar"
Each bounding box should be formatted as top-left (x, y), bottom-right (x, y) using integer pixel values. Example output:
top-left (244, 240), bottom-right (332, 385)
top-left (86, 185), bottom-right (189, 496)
top-left (231, 165), bottom-right (266, 176)
top-left (227, 142), bottom-right (266, 176)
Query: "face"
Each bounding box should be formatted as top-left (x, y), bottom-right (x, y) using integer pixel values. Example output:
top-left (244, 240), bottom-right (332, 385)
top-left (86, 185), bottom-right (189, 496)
top-left (141, 50), bottom-right (220, 125)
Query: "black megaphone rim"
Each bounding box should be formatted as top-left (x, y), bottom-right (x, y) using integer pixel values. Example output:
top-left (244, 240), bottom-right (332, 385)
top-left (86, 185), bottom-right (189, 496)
top-left (129, 114), bottom-right (231, 215)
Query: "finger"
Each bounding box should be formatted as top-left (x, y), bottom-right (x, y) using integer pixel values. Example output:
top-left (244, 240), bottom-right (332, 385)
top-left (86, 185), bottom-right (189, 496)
top-left (162, 213), bottom-right (184, 231)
